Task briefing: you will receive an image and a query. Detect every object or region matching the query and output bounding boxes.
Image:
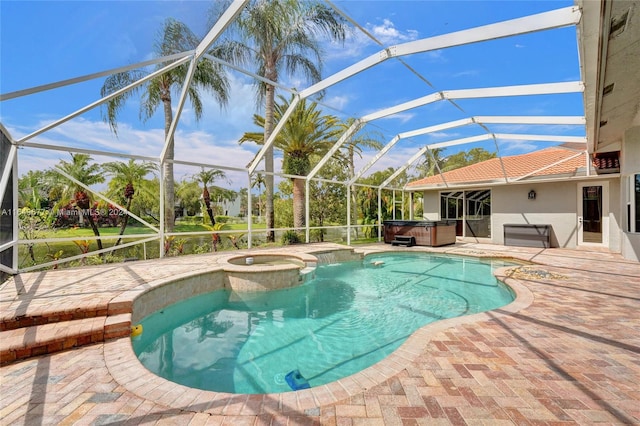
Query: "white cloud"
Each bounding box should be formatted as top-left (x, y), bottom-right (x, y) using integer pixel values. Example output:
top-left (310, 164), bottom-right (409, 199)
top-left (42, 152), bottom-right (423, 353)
top-left (498, 139), bottom-right (539, 154)
top-left (326, 17), bottom-right (420, 60)
top-left (323, 95), bottom-right (351, 111)
top-left (379, 112), bottom-right (415, 124)
top-left (452, 69), bottom-right (479, 78)
top-left (369, 19), bottom-right (419, 44)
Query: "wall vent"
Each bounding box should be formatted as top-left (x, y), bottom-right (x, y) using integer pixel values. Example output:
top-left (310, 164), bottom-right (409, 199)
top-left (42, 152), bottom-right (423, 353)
top-left (603, 83), bottom-right (615, 96)
top-left (610, 10), bottom-right (630, 38)
top-left (592, 151), bottom-right (620, 174)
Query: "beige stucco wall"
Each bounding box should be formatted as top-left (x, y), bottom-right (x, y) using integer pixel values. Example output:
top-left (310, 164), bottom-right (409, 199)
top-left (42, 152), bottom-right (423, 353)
top-left (422, 191), bottom-right (440, 220)
top-left (621, 125), bottom-right (640, 261)
top-left (420, 177), bottom-right (622, 251)
top-left (492, 183), bottom-right (578, 248)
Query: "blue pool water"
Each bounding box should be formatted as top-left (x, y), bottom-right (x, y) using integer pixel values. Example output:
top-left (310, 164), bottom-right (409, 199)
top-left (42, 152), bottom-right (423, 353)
top-left (132, 253), bottom-right (515, 394)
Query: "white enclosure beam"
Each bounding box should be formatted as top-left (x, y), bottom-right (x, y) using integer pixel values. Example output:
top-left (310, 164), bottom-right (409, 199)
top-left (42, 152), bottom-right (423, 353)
top-left (511, 151), bottom-right (586, 182)
top-left (19, 236), bottom-right (158, 273)
top-left (475, 116), bottom-right (585, 125)
top-left (428, 134), bottom-right (492, 150)
top-left (316, 82), bottom-right (583, 182)
top-left (380, 147), bottom-right (429, 188)
top-left (300, 6), bottom-right (580, 99)
top-left (394, 7), bottom-right (580, 57)
top-left (426, 147), bottom-right (449, 188)
top-left (16, 56), bottom-right (192, 144)
top-left (444, 81), bottom-right (584, 100)
top-left (204, 53), bottom-right (295, 94)
top-left (0, 145), bottom-right (17, 208)
top-left (401, 118), bottom-right (474, 138)
top-left (0, 51), bottom-right (193, 101)
top-left (160, 59), bottom-right (198, 163)
top-left (0, 264), bottom-right (17, 275)
top-left (306, 119), bottom-right (364, 180)
top-left (169, 158), bottom-right (246, 173)
top-left (493, 134), bottom-right (587, 143)
top-left (195, 0), bottom-right (249, 59)
top-left (349, 118), bottom-right (479, 185)
top-left (20, 141), bottom-right (159, 162)
top-left (248, 94), bottom-right (301, 175)
top-left (300, 50), bottom-right (388, 98)
top-left (11, 149), bottom-right (18, 271)
top-left (362, 93), bottom-right (444, 122)
top-left (349, 135), bottom-right (401, 185)
top-left (350, 115), bottom-right (586, 185)
top-left (54, 166), bottom-right (160, 233)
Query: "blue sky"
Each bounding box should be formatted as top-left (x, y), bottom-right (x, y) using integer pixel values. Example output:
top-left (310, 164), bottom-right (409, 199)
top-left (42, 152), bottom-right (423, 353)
top-left (1, 0), bottom-right (583, 188)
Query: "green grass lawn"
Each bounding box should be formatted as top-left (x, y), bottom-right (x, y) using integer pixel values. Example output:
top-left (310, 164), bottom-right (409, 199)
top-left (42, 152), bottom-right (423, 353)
top-left (18, 221), bottom-right (268, 270)
top-left (39, 221), bottom-right (264, 238)
top-left (17, 220), bottom-right (381, 271)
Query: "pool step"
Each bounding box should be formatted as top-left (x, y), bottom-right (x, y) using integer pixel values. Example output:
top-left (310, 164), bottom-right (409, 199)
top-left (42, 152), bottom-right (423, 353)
top-left (391, 235), bottom-right (416, 247)
top-left (0, 314), bottom-right (131, 365)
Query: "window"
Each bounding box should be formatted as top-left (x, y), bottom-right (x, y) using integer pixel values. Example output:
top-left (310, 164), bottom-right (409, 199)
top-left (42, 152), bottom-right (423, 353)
top-left (440, 190), bottom-right (491, 238)
top-left (440, 192), bottom-right (463, 220)
top-left (0, 128), bottom-right (15, 275)
top-left (630, 174), bottom-right (640, 233)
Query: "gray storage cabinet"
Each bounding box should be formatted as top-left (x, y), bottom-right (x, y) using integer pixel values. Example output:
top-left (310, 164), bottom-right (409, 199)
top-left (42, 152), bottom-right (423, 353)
top-left (503, 224), bottom-right (551, 248)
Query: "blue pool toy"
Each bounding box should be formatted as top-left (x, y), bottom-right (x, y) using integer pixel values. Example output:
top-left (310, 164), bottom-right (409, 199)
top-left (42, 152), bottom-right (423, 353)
top-left (285, 369), bottom-right (310, 390)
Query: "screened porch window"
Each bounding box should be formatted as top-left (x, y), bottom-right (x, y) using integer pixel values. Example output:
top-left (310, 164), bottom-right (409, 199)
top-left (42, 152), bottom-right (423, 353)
top-left (440, 190), bottom-right (491, 238)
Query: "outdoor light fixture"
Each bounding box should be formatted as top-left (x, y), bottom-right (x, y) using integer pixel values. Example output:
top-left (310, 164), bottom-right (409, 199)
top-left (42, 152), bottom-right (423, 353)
top-left (528, 190), bottom-right (537, 200)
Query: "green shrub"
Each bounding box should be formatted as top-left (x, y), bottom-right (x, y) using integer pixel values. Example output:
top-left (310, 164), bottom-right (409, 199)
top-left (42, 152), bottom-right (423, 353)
top-left (214, 215), bottom-right (230, 224)
top-left (281, 230), bottom-right (301, 245)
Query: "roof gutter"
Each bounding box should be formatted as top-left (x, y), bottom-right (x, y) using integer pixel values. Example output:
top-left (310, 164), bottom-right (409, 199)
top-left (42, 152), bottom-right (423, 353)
top-left (578, 0), bottom-right (611, 154)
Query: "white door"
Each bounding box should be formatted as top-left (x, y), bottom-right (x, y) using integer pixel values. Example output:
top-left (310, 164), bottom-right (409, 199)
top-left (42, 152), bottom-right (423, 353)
top-left (577, 181), bottom-right (609, 247)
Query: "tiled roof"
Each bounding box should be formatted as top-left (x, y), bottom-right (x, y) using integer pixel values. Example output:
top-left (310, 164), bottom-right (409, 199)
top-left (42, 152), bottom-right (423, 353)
top-left (407, 144), bottom-right (588, 188)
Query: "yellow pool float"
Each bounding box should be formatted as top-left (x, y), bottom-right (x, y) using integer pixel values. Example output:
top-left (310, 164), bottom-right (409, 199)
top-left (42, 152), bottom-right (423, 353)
top-left (131, 324), bottom-right (143, 337)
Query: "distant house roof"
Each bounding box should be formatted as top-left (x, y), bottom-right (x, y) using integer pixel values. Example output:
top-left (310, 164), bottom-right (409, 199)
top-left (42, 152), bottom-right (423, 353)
top-left (407, 144), bottom-right (591, 190)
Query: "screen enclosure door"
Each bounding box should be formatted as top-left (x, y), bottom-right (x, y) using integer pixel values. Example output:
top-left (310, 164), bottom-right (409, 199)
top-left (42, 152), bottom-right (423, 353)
top-left (578, 181), bottom-right (609, 247)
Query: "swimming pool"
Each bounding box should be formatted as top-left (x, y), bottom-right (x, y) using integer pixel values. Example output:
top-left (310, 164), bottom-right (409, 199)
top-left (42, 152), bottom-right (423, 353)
top-left (132, 252), bottom-right (515, 394)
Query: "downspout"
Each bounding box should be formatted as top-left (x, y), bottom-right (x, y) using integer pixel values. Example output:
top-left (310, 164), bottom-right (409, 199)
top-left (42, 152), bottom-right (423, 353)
top-left (378, 187), bottom-right (383, 241)
top-left (247, 171), bottom-right (252, 249)
top-left (347, 185), bottom-right (351, 245)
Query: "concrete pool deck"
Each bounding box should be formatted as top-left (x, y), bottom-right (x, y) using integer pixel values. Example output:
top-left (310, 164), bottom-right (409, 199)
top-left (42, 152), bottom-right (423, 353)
top-left (1, 242), bottom-right (639, 425)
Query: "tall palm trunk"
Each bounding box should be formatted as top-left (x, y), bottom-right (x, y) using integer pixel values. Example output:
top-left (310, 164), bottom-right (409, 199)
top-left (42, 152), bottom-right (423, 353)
top-left (264, 70), bottom-right (277, 242)
top-left (292, 178), bottom-right (305, 230)
top-left (113, 195), bottom-right (133, 248)
top-left (75, 191), bottom-right (103, 251)
top-left (86, 215), bottom-right (103, 251)
top-left (203, 186), bottom-right (216, 226)
top-left (162, 97), bottom-right (175, 233)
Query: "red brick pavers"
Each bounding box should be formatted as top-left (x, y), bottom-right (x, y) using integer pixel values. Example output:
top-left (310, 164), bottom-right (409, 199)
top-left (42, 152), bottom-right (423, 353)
top-left (1, 243), bottom-right (639, 425)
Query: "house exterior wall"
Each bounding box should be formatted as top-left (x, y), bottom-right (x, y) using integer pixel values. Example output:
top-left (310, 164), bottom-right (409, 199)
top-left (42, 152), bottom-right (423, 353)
top-left (621, 125), bottom-right (640, 261)
top-left (492, 183), bottom-right (578, 248)
top-left (420, 177), bottom-right (622, 251)
top-left (422, 191), bottom-right (440, 221)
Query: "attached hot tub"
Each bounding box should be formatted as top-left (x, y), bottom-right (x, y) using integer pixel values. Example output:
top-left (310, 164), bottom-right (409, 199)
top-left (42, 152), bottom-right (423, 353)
top-left (223, 253), bottom-right (317, 292)
top-left (383, 220), bottom-right (457, 247)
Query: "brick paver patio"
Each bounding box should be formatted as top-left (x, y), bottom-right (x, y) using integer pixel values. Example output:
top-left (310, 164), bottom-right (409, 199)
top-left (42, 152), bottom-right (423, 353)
top-left (1, 242), bottom-right (639, 425)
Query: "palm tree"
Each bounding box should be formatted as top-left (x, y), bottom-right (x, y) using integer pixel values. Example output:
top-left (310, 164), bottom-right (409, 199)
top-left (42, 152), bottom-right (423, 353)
top-left (240, 94), bottom-right (340, 229)
top-left (231, 0), bottom-right (348, 241)
top-left (418, 147), bottom-right (447, 177)
top-left (339, 118), bottom-right (384, 237)
top-left (18, 170), bottom-right (47, 209)
top-left (55, 154), bottom-right (105, 250)
top-left (193, 168), bottom-right (227, 226)
top-left (251, 173), bottom-right (266, 217)
top-left (101, 18), bottom-right (232, 232)
top-left (103, 159), bottom-right (157, 247)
